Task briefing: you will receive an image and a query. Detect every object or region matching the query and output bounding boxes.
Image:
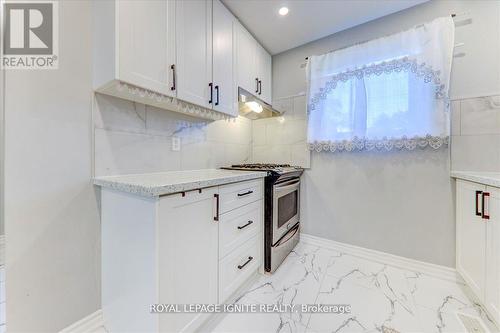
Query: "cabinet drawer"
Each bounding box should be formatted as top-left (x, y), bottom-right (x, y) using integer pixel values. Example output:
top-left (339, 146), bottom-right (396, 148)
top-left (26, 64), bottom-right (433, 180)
top-left (219, 179), bottom-right (263, 214)
top-left (219, 235), bottom-right (261, 303)
top-left (219, 200), bottom-right (262, 258)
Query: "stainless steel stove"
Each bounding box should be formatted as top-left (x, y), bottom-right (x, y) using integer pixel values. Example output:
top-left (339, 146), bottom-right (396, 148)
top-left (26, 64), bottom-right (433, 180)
top-left (222, 163), bottom-right (304, 273)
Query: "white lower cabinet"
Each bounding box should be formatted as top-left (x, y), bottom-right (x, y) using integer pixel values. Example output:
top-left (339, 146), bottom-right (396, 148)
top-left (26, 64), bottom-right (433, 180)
top-left (486, 187), bottom-right (500, 325)
top-left (456, 179), bottom-right (500, 325)
top-left (219, 179), bottom-right (263, 214)
top-left (219, 200), bottom-right (262, 257)
top-left (456, 180), bottom-right (486, 299)
top-left (158, 187), bottom-right (219, 333)
top-left (101, 179), bottom-right (264, 332)
top-left (219, 234), bottom-right (261, 303)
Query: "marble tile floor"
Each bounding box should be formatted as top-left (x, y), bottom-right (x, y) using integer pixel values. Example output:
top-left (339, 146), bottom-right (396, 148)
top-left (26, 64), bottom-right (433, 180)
top-left (211, 242), bottom-right (499, 333)
top-left (93, 241), bottom-right (497, 333)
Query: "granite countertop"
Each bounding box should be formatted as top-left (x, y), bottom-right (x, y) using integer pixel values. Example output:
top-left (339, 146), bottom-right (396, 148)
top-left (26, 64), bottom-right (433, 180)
top-left (451, 171), bottom-right (500, 188)
top-left (93, 169), bottom-right (267, 197)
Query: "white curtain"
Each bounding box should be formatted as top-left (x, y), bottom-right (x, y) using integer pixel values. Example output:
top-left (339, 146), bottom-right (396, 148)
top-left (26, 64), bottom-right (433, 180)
top-left (307, 17), bottom-right (455, 152)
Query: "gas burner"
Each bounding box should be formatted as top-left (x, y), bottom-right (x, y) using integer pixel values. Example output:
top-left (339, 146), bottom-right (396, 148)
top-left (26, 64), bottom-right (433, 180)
top-left (222, 163), bottom-right (302, 176)
top-left (231, 163), bottom-right (292, 169)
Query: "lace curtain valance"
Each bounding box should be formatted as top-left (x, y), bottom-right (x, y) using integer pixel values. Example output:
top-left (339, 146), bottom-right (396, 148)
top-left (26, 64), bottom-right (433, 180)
top-left (306, 17), bottom-right (455, 152)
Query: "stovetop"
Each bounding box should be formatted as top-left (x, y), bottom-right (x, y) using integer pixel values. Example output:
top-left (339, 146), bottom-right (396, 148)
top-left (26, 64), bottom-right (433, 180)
top-left (222, 163), bottom-right (303, 175)
top-left (231, 163), bottom-right (291, 169)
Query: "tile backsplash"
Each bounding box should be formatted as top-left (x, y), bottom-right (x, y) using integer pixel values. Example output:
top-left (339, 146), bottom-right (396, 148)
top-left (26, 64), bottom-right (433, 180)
top-left (94, 90), bottom-right (498, 175)
top-left (451, 95), bottom-right (500, 172)
top-left (93, 94), bottom-right (252, 176)
top-left (252, 94), bottom-right (311, 168)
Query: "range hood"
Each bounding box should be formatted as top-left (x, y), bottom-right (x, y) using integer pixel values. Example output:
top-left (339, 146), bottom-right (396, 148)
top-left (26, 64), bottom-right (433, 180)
top-left (238, 87), bottom-right (282, 120)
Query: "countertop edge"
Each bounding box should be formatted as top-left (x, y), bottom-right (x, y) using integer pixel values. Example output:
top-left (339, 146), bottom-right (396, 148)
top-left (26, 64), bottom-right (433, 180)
top-left (451, 171), bottom-right (500, 188)
top-left (93, 172), bottom-right (267, 197)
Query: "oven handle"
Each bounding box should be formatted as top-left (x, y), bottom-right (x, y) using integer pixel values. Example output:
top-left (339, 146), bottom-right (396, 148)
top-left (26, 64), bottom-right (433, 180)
top-left (274, 224), bottom-right (299, 247)
top-left (274, 182), bottom-right (300, 194)
top-left (275, 178), bottom-right (300, 188)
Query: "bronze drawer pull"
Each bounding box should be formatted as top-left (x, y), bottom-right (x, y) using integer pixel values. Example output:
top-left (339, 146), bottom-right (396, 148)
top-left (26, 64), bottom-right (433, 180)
top-left (237, 220), bottom-right (253, 230)
top-left (237, 256), bottom-right (253, 269)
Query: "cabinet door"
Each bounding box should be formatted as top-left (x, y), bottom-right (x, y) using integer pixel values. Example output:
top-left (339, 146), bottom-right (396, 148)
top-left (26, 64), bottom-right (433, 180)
top-left (158, 188), bottom-right (218, 332)
top-left (176, 0), bottom-right (212, 108)
top-left (456, 180), bottom-right (487, 301)
top-left (212, 0), bottom-right (237, 117)
top-left (256, 44), bottom-right (272, 104)
top-left (236, 23), bottom-right (258, 95)
top-left (486, 186), bottom-right (500, 324)
top-left (118, 0), bottom-right (176, 96)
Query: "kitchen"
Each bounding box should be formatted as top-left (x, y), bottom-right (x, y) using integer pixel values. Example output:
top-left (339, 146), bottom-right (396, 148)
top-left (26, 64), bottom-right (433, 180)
top-left (2, 0), bottom-right (500, 332)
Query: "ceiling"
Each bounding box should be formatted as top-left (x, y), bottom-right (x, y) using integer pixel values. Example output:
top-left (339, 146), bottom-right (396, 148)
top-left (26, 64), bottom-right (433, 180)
top-left (222, 0), bottom-right (429, 55)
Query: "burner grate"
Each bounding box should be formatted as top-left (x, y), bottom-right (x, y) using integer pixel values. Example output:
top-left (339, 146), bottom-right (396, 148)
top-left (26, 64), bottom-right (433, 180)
top-left (231, 163), bottom-right (291, 169)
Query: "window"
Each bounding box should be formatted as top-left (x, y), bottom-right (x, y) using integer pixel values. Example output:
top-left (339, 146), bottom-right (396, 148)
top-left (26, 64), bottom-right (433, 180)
top-left (306, 17), bottom-right (455, 152)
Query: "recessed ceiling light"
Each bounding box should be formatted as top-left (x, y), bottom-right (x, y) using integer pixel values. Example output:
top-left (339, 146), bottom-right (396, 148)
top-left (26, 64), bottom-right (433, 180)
top-left (278, 7), bottom-right (289, 16)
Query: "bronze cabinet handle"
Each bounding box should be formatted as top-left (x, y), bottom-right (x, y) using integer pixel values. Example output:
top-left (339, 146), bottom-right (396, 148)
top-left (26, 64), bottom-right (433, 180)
top-left (170, 64), bottom-right (176, 91)
top-left (476, 190), bottom-right (483, 216)
top-left (237, 220), bottom-right (253, 230)
top-left (214, 194), bottom-right (219, 222)
top-left (482, 192), bottom-right (490, 220)
top-left (215, 85), bottom-right (219, 106)
top-left (237, 256), bottom-right (253, 269)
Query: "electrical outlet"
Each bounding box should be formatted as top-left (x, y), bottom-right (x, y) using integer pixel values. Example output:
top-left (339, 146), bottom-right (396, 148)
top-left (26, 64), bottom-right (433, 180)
top-left (172, 137), bottom-right (181, 151)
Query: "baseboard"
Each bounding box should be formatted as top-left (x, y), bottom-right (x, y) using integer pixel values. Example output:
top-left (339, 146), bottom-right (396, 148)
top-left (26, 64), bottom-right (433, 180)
top-left (62, 238), bottom-right (462, 333)
top-left (301, 233), bottom-right (463, 284)
top-left (59, 310), bottom-right (104, 333)
top-left (0, 235), bottom-right (4, 265)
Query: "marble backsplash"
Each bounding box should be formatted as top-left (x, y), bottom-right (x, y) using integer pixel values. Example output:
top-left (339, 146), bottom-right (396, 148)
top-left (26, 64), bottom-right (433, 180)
top-left (451, 94), bottom-right (500, 172)
top-left (94, 91), bottom-right (500, 176)
top-left (93, 94), bottom-right (252, 176)
top-left (252, 94), bottom-right (311, 168)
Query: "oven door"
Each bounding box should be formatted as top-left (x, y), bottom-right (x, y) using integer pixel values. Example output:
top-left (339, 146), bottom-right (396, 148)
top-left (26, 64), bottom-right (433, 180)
top-left (272, 177), bottom-right (300, 245)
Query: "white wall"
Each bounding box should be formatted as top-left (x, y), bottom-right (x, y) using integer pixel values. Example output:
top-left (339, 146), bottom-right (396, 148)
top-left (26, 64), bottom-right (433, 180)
top-left (273, 0), bottom-right (500, 267)
top-left (4, 2), bottom-right (100, 331)
top-left (273, 1), bottom-right (500, 100)
top-left (94, 94), bottom-right (253, 176)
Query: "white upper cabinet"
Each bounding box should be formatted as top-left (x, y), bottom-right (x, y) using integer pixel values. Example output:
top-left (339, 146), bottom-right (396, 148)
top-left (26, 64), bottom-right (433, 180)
top-left (236, 22), bottom-right (259, 96)
top-left (175, 0), bottom-right (212, 109)
top-left (93, 0), bottom-right (176, 96)
top-left (256, 43), bottom-right (272, 104)
top-left (93, 0), bottom-right (267, 117)
top-left (236, 22), bottom-right (272, 104)
top-left (212, 0), bottom-right (238, 117)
